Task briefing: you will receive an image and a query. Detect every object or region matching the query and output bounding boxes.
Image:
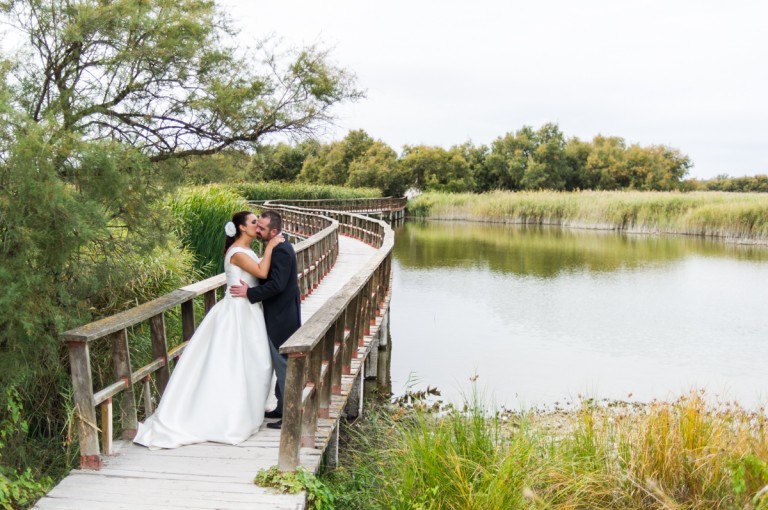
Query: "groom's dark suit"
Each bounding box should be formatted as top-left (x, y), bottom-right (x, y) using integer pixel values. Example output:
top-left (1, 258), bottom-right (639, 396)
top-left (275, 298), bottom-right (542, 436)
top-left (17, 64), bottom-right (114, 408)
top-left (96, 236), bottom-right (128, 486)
top-left (245, 240), bottom-right (301, 413)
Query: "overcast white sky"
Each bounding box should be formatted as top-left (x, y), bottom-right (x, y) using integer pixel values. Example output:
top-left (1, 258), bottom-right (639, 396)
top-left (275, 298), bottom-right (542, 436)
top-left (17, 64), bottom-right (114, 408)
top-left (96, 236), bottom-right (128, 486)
top-left (222, 0), bottom-right (768, 180)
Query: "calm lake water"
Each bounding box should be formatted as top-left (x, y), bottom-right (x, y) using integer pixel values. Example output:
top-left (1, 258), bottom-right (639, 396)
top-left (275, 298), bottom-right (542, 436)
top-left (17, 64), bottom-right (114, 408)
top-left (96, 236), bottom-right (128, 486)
top-left (389, 220), bottom-right (768, 410)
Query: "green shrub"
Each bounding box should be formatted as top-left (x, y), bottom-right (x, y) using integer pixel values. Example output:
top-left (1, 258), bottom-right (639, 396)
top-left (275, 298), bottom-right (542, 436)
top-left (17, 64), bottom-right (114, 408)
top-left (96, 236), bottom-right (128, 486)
top-left (0, 388), bottom-right (51, 509)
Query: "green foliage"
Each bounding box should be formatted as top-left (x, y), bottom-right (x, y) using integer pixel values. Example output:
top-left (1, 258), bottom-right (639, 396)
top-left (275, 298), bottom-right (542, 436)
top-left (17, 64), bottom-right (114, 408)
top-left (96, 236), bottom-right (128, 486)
top-left (691, 174), bottom-right (768, 193)
top-left (732, 455), bottom-right (768, 509)
top-left (255, 466), bottom-right (335, 510)
top-left (251, 141), bottom-right (320, 182)
top-left (0, 388), bottom-right (51, 509)
top-left (298, 129), bottom-right (377, 186)
top-left (169, 185), bottom-right (248, 277)
top-left (179, 150), bottom-right (253, 184)
top-left (347, 141), bottom-right (409, 196)
top-left (400, 144), bottom-right (476, 193)
top-left (234, 181), bottom-right (381, 201)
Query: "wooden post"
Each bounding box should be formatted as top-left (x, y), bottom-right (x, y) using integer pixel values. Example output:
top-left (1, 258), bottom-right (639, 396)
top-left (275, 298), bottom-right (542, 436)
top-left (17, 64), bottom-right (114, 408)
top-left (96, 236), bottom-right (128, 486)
top-left (365, 337), bottom-right (379, 380)
top-left (111, 328), bottom-right (138, 439)
top-left (67, 341), bottom-right (102, 469)
top-left (363, 279), bottom-right (373, 338)
top-left (142, 377), bottom-right (154, 416)
top-left (331, 315), bottom-right (344, 395)
top-left (278, 353), bottom-right (307, 471)
top-left (150, 314), bottom-right (170, 396)
top-left (318, 325), bottom-right (335, 418)
top-left (100, 399), bottom-right (113, 455)
top-left (301, 348), bottom-right (320, 448)
top-left (203, 289), bottom-right (217, 314)
top-left (181, 300), bottom-right (195, 342)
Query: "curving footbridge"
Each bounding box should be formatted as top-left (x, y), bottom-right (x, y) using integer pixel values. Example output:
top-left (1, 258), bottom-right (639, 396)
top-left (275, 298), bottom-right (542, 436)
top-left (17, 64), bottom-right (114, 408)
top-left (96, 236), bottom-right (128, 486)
top-left (34, 197), bottom-right (407, 510)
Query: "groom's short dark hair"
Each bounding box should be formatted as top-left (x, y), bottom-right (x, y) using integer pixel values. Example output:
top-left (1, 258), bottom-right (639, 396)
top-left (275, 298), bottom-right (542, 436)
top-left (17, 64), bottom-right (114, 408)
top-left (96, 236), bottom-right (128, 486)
top-left (260, 210), bottom-right (283, 232)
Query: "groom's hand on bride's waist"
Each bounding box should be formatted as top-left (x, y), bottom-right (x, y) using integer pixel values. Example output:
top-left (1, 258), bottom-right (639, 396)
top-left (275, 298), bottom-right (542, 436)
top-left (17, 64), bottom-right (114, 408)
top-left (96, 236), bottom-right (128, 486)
top-left (229, 280), bottom-right (249, 298)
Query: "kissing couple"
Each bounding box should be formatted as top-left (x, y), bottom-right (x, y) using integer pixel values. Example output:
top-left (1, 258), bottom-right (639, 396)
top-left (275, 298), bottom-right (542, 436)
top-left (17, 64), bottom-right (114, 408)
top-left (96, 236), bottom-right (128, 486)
top-left (134, 210), bottom-right (301, 449)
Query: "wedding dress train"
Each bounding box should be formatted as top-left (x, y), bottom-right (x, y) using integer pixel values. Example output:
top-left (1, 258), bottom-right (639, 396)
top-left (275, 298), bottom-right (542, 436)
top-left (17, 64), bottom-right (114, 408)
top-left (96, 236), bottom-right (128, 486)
top-left (133, 247), bottom-right (272, 449)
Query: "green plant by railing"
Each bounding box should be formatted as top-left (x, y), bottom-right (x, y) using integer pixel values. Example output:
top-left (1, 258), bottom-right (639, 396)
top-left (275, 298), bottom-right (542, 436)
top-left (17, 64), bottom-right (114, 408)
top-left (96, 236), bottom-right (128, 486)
top-left (255, 466), bottom-right (335, 510)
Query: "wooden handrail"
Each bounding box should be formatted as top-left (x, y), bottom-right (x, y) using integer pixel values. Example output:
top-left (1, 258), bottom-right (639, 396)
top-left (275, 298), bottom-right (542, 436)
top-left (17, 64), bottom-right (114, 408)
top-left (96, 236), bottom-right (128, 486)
top-left (257, 197), bottom-right (407, 214)
top-left (62, 206), bottom-right (341, 469)
top-left (62, 198), bottom-right (404, 470)
top-left (274, 210), bottom-right (395, 470)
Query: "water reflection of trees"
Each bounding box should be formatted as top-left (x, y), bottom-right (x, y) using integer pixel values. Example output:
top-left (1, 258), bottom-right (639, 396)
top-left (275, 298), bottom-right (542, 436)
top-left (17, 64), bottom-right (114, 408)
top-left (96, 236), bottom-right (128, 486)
top-left (393, 221), bottom-right (768, 278)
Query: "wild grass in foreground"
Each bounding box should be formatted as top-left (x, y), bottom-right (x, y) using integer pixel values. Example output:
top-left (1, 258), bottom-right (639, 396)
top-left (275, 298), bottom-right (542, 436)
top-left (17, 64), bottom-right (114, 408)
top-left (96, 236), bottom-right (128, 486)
top-left (407, 191), bottom-right (768, 243)
top-left (322, 391), bottom-right (768, 509)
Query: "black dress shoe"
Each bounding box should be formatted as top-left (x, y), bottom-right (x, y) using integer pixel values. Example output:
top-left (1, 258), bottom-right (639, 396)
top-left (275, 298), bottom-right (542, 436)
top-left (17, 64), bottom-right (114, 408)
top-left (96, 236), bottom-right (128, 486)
top-left (264, 409), bottom-right (282, 419)
top-left (266, 420), bottom-right (282, 430)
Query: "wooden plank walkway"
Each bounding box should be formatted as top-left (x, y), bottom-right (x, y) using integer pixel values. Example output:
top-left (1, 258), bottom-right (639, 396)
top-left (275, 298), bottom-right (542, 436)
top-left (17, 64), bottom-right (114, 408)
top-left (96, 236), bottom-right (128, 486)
top-left (34, 235), bottom-right (379, 510)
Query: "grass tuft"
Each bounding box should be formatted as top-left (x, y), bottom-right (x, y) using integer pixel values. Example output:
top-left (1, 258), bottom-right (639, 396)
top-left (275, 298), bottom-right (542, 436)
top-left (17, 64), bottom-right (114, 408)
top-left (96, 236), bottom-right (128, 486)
top-left (323, 390), bottom-right (768, 509)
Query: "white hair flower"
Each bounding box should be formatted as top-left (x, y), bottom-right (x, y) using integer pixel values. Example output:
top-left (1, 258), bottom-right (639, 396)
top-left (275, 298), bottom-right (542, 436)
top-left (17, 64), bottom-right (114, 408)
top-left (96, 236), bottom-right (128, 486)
top-left (224, 221), bottom-right (237, 237)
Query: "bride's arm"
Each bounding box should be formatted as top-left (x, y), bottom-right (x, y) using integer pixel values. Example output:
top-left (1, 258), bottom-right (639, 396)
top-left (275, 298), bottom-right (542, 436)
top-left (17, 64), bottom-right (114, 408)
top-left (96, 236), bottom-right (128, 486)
top-left (231, 236), bottom-right (284, 279)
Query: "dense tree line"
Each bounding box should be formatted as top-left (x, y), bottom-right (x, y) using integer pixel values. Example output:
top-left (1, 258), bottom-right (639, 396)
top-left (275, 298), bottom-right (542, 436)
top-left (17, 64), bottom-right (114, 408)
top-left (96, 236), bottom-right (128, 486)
top-left (242, 124), bottom-right (694, 196)
top-left (687, 174), bottom-right (768, 193)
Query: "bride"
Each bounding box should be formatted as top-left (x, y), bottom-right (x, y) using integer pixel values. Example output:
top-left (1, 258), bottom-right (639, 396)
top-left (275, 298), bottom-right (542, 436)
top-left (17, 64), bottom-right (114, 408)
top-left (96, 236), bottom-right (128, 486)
top-left (133, 211), bottom-right (283, 449)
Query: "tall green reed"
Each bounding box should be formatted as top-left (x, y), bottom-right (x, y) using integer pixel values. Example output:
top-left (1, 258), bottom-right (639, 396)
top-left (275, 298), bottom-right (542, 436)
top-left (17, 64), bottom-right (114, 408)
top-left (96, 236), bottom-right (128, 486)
top-left (408, 191), bottom-right (768, 243)
top-left (169, 184), bottom-right (249, 277)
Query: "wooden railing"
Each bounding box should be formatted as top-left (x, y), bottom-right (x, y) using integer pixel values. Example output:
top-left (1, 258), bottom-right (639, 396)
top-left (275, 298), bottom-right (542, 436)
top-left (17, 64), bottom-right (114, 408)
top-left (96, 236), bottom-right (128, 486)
top-left (61, 208), bottom-right (340, 469)
top-left (262, 197), bottom-right (407, 214)
top-left (270, 207), bottom-right (394, 470)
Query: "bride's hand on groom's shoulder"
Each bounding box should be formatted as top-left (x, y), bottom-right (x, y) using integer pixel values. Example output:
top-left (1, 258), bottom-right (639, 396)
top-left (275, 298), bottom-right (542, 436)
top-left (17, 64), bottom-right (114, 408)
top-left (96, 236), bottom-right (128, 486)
top-left (230, 280), bottom-right (249, 298)
top-left (267, 235), bottom-right (285, 249)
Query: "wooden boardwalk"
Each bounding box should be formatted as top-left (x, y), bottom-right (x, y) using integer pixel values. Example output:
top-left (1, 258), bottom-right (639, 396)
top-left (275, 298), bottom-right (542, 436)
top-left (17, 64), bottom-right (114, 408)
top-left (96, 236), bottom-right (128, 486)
top-left (34, 235), bottom-right (379, 510)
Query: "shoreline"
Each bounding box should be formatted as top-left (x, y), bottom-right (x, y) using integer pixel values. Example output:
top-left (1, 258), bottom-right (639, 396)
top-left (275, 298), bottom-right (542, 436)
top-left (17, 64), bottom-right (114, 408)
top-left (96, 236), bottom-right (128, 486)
top-left (405, 190), bottom-right (768, 247)
top-left (410, 214), bottom-right (768, 246)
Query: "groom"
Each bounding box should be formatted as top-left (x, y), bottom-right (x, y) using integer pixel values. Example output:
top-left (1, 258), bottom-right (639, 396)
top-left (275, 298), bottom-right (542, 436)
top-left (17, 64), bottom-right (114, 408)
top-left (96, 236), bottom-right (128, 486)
top-left (230, 210), bottom-right (301, 430)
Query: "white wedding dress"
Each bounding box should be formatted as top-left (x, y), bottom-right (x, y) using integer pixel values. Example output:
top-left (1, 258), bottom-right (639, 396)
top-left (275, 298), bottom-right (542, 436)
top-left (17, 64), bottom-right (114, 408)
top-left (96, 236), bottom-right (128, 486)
top-left (133, 247), bottom-right (272, 449)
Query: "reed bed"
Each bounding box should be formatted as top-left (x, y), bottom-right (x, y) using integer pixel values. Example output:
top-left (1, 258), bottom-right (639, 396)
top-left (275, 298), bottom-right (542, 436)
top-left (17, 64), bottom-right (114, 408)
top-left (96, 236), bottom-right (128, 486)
top-left (234, 181), bottom-right (381, 201)
top-left (324, 391), bottom-right (768, 509)
top-left (407, 191), bottom-right (768, 244)
top-left (169, 184), bottom-right (249, 277)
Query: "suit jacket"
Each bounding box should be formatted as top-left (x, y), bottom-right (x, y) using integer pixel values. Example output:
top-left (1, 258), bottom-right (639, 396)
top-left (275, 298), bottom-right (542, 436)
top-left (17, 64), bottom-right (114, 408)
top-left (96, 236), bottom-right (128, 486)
top-left (246, 241), bottom-right (301, 349)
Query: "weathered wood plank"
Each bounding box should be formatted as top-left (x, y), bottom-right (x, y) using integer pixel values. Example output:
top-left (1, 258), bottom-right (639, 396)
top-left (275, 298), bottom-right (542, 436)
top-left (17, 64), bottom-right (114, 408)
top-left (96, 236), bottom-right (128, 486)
top-left (61, 290), bottom-right (196, 343)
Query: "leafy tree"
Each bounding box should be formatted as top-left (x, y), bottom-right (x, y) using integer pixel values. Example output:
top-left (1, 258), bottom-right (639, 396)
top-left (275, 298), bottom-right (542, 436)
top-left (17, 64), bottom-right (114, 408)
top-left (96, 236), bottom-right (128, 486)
top-left (399, 145), bottom-right (474, 192)
top-left (298, 130), bottom-right (375, 185)
top-left (251, 141), bottom-right (319, 182)
top-left (521, 123), bottom-right (568, 191)
top-left (347, 141), bottom-right (407, 196)
top-left (298, 141), bottom-right (348, 185)
top-left (180, 150), bottom-right (253, 184)
top-left (2, 0), bottom-right (360, 160)
top-left (454, 141), bottom-right (488, 192)
top-left (564, 137), bottom-right (592, 190)
top-left (485, 126), bottom-right (537, 190)
top-left (342, 129), bottom-right (375, 167)
top-left (585, 135), bottom-right (628, 190)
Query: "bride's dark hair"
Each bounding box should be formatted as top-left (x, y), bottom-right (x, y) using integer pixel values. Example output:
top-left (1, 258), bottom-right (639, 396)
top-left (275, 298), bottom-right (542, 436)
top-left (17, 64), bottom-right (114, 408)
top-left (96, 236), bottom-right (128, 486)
top-left (223, 211), bottom-right (252, 255)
